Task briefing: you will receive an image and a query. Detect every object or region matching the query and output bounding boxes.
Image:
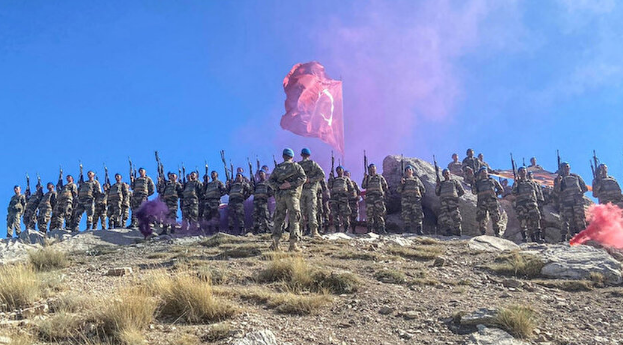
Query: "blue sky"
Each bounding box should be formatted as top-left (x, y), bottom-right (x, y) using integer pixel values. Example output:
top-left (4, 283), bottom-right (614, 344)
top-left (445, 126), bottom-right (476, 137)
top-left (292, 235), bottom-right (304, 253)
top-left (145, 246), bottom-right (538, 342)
top-left (1, 0), bottom-right (622, 236)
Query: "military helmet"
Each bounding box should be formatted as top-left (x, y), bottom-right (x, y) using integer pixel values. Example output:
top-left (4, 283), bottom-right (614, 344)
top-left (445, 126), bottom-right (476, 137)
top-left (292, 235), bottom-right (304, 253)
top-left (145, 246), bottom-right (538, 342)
top-left (598, 163), bottom-right (607, 169)
top-left (442, 168), bottom-right (449, 174)
top-left (405, 165), bottom-right (414, 171)
top-left (518, 167), bottom-right (526, 172)
top-left (478, 167), bottom-right (488, 173)
top-left (368, 163), bottom-right (375, 169)
top-left (283, 148), bottom-right (294, 158)
top-left (301, 148), bottom-right (311, 156)
top-left (336, 165), bottom-right (344, 171)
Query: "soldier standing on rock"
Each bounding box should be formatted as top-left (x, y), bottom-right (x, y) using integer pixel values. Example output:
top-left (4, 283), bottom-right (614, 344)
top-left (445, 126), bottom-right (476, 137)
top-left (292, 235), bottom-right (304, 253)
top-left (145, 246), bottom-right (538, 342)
top-left (203, 171), bottom-right (227, 232)
top-left (473, 167), bottom-right (504, 237)
top-left (592, 164), bottom-right (623, 207)
top-left (6, 185), bottom-right (26, 238)
top-left (37, 183), bottom-right (57, 233)
top-left (107, 174), bottom-right (130, 229)
top-left (92, 184), bottom-right (108, 230)
top-left (555, 162), bottom-right (588, 242)
top-left (298, 148), bottom-right (325, 237)
top-left (345, 170), bottom-right (361, 234)
top-left (398, 165), bottom-right (426, 235)
top-left (328, 165), bottom-right (354, 233)
top-left (435, 169), bottom-right (465, 236)
top-left (252, 170), bottom-right (273, 234)
top-left (159, 172), bottom-right (183, 235)
top-left (512, 167), bottom-right (543, 242)
top-left (23, 183), bottom-right (43, 230)
top-left (72, 171), bottom-right (102, 232)
top-left (447, 153), bottom-right (463, 177)
top-left (362, 163), bottom-right (389, 234)
top-left (129, 168), bottom-right (155, 229)
top-left (462, 149), bottom-right (481, 185)
top-left (227, 172), bottom-right (251, 234)
top-left (51, 174), bottom-right (77, 231)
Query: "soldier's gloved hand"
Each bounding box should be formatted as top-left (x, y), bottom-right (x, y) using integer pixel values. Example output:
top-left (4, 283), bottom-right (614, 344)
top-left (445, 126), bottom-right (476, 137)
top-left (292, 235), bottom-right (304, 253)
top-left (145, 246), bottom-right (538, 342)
top-left (280, 181), bottom-right (291, 190)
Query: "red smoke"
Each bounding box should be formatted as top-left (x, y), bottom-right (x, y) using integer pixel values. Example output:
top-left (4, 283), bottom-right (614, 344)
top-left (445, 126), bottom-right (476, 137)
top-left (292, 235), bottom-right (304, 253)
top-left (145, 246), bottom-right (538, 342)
top-left (570, 204), bottom-right (623, 249)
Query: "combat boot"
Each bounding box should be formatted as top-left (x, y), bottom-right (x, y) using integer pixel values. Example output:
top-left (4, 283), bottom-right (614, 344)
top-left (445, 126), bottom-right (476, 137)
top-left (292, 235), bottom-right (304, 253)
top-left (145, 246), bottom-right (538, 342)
top-left (310, 225), bottom-right (320, 238)
top-left (415, 225), bottom-right (423, 236)
top-left (378, 226), bottom-right (387, 235)
top-left (269, 238), bottom-right (280, 251)
top-left (288, 240), bottom-right (302, 252)
top-left (404, 226), bottom-right (412, 234)
top-left (520, 230), bottom-right (527, 243)
top-left (530, 233), bottom-right (536, 243)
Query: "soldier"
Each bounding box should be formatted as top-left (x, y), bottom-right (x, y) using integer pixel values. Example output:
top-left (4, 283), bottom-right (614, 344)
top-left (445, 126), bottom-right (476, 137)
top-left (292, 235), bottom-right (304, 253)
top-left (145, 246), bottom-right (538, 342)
top-left (362, 163), bottom-right (389, 234)
top-left (477, 153), bottom-right (491, 172)
top-left (106, 173), bottom-right (130, 229)
top-left (447, 153), bottom-right (463, 176)
top-left (50, 174), bottom-right (77, 230)
top-left (181, 171), bottom-right (202, 227)
top-left (435, 169), bottom-right (465, 236)
top-left (236, 167), bottom-right (250, 184)
top-left (92, 184), bottom-right (107, 230)
top-left (462, 149), bottom-right (481, 185)
top-left (227, 172), bottom-right (251, 234)
top-left (121, 190), bottom-right (131, 227)
top-left (317, 179), bottom-right (331, 234)
top-left (129, 168), bottom-right (155, 229)
top-left (23, 183), bottom-right (43, 230)
top-left (472, 167), bottom-right (504, 236)
top-left (252, 170), bottom-right (273, 234)
top-left (71, 171), bottom-right (102, 231)
top-left (203, 171), bottom-right (227, 232)
top-left (159, 172), bottom-right (183, 235)
top-left (328, 166), bottom-right (354, 233)
top-left (268, 148), bottom-right (306, 252)
top-left (398, 165), bottom-right (426, 234)
top-left (298, 148), bottom-right (325, 237)
top-left (512, 167), bottom-right (542, 242)
top-left (6, 185), bottom-right (26, 238)
top-left (555, 162), bottom-right (588, 241)
top-left (345, 170), bottom-right (361, 233)
top-left (592, 164), bottom-right (623, 207)
top-left (528, 157), bottom-right (543, 170)
top-left (37, 183), bottom-right (57, 233)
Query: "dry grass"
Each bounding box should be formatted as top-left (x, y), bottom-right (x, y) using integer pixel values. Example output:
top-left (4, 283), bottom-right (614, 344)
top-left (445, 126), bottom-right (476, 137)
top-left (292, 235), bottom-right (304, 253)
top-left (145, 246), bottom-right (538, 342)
top-left (333, 250), bottom-right (381, 261)
top-left (200, 233), bottom-right (245, 247)
top-left (0, 264), bottom-right (41, 311)
top-left (237, 287), bottom-right (332, 315)
top-left (533, 279), bottom-right (594, 292)
top-left (146, 252), bottom-right (169, 259)
top-left (28, 246), bottom-right (69, 271)
top-left (95, 287), bottom-right (157, 341)
top-left (37, 311), bottom-right (83, 341)
top-left (145, 272), bottom-right (238, 323)
top-left (387, 245), bottom-right (444, 260)
top-left (197, 266), bottom-right (227, 284)
top-left (1, 332), bottom-right (34, 345)
top-left (487, 251), bottom-right (545, 278)
top-left (494, 305), bottom-right (536, 339)
top-left (202, 323), bottom-right (232, 342)
top-left (374, 269), bottom-right (407, 284)
top-left (49, 292), bottom-right (90, 313)
top-left (413, 237), bottom-right (442, 245)
top-left (217, 244), bottom-right (261, 259)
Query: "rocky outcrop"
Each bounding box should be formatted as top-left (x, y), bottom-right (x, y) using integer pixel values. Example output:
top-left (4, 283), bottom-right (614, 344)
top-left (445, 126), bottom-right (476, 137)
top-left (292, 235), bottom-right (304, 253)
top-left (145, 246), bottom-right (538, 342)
top-left (467, 325), bottom-right (529, 345)
top-left (535, 245), bottom-right (622, 285)
top-left (234, 330), bottom-right (279, 345)
top-left (468, 236), bottom-right (520, 252)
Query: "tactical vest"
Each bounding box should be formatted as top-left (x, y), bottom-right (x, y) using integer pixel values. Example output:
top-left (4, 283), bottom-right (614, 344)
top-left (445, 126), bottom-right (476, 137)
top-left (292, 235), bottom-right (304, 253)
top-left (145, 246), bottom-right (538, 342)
top-left (438, 180), bottom-right (459, 198)
top-left (253, 181), bottom-right (270, 199)
top-left (8, 195), bottom-right (24, 213)
top-left (59, 183), bottom-right (76, 201)
top-left (560, 175), bottom-right (582, 196)
top-left (95, 192), bottom-right (107, 204)
top-left (598, 177), bottom-right (621, 193)
top-left (401, 177), bottom-right (423, 198)
top-left (204, 180), bottom-right (224, 199)
top-left (78, 180), bottom-right (98, 198)
top-left (366, 175), bottom-right (385, 195)
top-left (229, 182), bottom-right (247, 201)
top-left (299, 160), bottom-right (319, 190)
top-left (163, 181), bottom-right (180, 200)
top-left (331, 176), bottom-right (349, 195)
top-left (133, 177), bottom-right (151, 195)
top-left (108, 182), bottom-right (126, 201)
top-left (514, 180), bottom-right (537, 202)
top-left (39, 191), bottom-right (56, 209)
top-left (448, 162), bottom-right (462, 175)
top-left (475, 178), bottom-right (497, 197)
top-left (463, 157), bottom-right (479, 171)
top-left (183, 181), bottom-right (201, 200)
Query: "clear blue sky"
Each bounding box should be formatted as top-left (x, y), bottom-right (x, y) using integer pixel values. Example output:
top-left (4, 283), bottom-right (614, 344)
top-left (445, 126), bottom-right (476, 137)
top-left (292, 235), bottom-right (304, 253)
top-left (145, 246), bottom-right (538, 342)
top-left (1, 1), bottom-right (622, 236)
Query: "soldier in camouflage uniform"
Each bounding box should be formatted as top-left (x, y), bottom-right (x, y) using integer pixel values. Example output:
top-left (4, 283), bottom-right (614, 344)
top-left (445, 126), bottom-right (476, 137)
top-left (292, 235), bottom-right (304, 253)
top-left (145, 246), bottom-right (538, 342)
top-left (317, 179), bottom-right (331, 233)
top-left (37, 183), bottom-right (57, 233)
top-left (158, 172), bottom-right (183, 234)
top-left (462, 149), bottom-right (481, 185)
top-left (328, 166), bottom-right (354, 233)
top-left (252, 170), bottom-right (273, 234)
top-left (6, 186), bottom-right (26, 238)
top-left (435, 169), bottom-right (465, 236)
top-left (23, 184), bottom-right (43, 230)
top-left (129, 168), bottom-right (155, 229)
top-left (298, 148), bottom-right (325, 237)
top-left (473, 167), bottom-right (504, 236)
top-left (592, 164), bottom-right (623, 207)
top-left (345, 170), bottom-right (361, 233)
top-left (512, 167), bottom-right (543, 242)
top-left (72, 171), bottom-right (102, 231)
top-left (92, 185), bottom-right (107, 230)
top-left (227, 172), bottom-right (251, 234)
top-left (50, 175), bottom-right (77, 231)
top-left (181, 171), bottom-right (202, 227)
top-left (106, 174), bottom-right (130, 229)
top-left (447, 153), bottom-right (463, 176)
top-left (268, 148), bottom-right (306, 252)
top-left (555, 162), bottom-right (588, 241)
top-left (362, 163), bottom-right (389, 234)
top-left (203, 171), bottom-right (227, 232)
top-left (398, 165), bottom-right (426, 235)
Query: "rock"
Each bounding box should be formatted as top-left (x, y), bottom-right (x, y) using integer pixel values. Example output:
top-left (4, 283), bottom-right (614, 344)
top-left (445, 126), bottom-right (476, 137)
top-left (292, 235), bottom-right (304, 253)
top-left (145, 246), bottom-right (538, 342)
top-left (323, 233), bottom-right (354, 241)
top-left (467, 325), bottom-right (529, 345)
top-left (396, 329), bottom-right (413, 340)
top-left (501, 279), bottom-right (522, 289)
top-left (0, 336), bottom-right (10, 344)
top-left (459, 308), bottom-right (498, 327)
top-left (468, 236), bottom-right (520, 252)
top-left (18, 229), bottom-right (46, 244)
top-left (106, 267), bottom-right (133, 276)
top-left (20, 304), bottom-right (48, 318)
top-left (433, 257), bottom-right (446, 267)
top-left (399, 311), bottom-right (419, 320)
top-left (233, 330), bottom-right (278, 345)
top-left (536, 245), bottom-right (622, 285)
top-left (47, 229), bottom-right (73, 241)
top-left (379, 306), bottom-right (395, 315)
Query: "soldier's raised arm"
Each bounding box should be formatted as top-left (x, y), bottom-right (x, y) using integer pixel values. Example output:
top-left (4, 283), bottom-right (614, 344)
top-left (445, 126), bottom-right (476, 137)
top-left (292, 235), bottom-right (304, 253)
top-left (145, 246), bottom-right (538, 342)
top-left (147, 177), bottom-right (155, 196)
top-left (578, 175), bottom-right (588, 193)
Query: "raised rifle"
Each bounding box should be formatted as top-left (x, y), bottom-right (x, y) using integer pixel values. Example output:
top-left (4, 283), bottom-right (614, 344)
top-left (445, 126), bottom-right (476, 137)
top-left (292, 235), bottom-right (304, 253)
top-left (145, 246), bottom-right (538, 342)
top-left (103, 164), bottom-right (110, 187)
top-left (363, 150), bottom-right (368, 176)
top-left (247, 157), bottom-right (254, 186)
top-left (129, 157), bottom-right (135, 183)
top-left (330, 151), bottom-right (335, 177)
top-left (204, 160), bottom-right (209, 184)
top-left (220, 150), bottom-right (230, 181)
top-left (230, 160), bottom-right (234, 181)
top-left (36, 173), bottom-right (41, 190)
top-left (256, 156), bottom-right (260, 174)
top-left (25, 173), bottom-right (31, 196)
top-left (155, 151), bottom-right (164, 181)
top-left (400, 154), bottom-right (404, 177)
top-left (510, 153), bottom-right (517, 180)
top-left (433, 155), bottom-right (440, 183)
top-left (556, 150), bottom-right (561, 173)
top-left (593, 150), bottom-right (600, 177)
top-left (178, 166), bottom-right (182, 183)
top-left (181, 163), bottom-right (187, 185)
top-left (79, 161), bottom-right (84, 183)
top-left (522, 158), bottom-right (526, 168)
top-left (272, 155), bottom-right (277, 168)
top-left (590, 160), bottom-right (596, 180)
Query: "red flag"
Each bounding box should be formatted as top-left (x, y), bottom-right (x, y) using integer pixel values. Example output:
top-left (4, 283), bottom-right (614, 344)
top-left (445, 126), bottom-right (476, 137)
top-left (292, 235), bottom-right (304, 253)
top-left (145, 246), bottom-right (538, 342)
top-left (280, 61), bottom-right (344, 155)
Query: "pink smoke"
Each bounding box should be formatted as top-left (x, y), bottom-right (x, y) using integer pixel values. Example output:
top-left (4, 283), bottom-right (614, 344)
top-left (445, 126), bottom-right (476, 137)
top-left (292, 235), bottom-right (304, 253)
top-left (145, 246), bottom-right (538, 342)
top-left (136, 199), bottom-right (169, 238)
top-left (570, 203), bottom-right (623, 249)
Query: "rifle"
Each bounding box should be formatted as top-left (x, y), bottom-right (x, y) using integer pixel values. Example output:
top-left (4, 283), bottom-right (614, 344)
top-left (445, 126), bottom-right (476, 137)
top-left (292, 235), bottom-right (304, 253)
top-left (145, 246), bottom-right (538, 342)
top-left (181, 163), bottom-right (187, 185)
top-left (556, 150), bottom-right (561, 173)
top-left (510, 153), bottom-right (517, 180)
top-left (590, 160), bottom-right (596, 180)
top-left (256, 156), bottom-right (260, 174)
top-left (400, 154), bottom-right (404, 177)
top-left (36, 173), bottom-right (42, 190)
top-left (104, 164), bottom-right (110, 187)
top-left (155, 151), bottom-right (164, 181)
top-left (330, 151), bottom-right (335, 177)
top-left (25, 173), bottom-right (31, 196)
top-left (247, 158), bottom-right (254, 186)
top-left (204, 160), bottom-right (209, 184)
top-left (272, 155), bottom-right (277, 168)
top-left (230, 160), bottom-right (234, 181)
top-left (178, 166), bottom-right (182, 183)
top-left (363, 150), bottom-right (368, 176)
top-left (58, 165), bottom-right (63, 185)
top-left (433, 155), bottom-right (440, 183)
top-left (522, 158), bottom-right (526, 168)
top-left (220, 150), bottom-right (231, 181)
top-left (129, 157), bottom-right (135, 183)
top-left (593, 150), bottom-right (600, 177)
top-left (79, 161), bottom-right (84, 183)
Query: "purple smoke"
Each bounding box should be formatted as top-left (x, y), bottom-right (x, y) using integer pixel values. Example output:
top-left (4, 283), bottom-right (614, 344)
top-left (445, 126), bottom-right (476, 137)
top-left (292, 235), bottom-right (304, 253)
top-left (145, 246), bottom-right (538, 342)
top-left (136, 199), bottom-right (169, 238)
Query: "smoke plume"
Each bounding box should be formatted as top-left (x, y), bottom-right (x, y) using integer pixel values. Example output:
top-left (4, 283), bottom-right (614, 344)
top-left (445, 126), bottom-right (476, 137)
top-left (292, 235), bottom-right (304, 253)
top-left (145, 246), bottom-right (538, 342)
top-left (570, 203), bottom-right (623, 249)
top-left (136, 199), bottom-right (169, 238)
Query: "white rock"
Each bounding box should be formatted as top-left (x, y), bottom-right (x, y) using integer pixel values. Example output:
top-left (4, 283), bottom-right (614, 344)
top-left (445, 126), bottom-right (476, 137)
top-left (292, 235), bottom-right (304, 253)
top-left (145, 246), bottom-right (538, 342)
top-left (467, 325), bottom-right (529, 345)
top-left (233, 330), bottom-right (279, 345)
top-left (468, 236), bottom-right (520, 252)
top-left (537, 245), bottom-right (622, 285)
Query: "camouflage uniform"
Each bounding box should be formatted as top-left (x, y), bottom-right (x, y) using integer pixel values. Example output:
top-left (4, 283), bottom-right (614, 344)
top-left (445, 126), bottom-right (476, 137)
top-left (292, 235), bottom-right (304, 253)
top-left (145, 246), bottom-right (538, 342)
top-left (72, 178), bottom-right (102, 231)
top-left (51, 180), bottom-right (77, 230)
top-left (317, 179), bottom-right (331, 233)
top-left (92, 191), bottom-right (107, 230)
top-left (6, 193), bottom-right (26, 237)
top-left (37, 189), bottom-right (57, 233)
top-left (298, 158), bottom-right (325, 236)
top-left (23, 188), bottom-right (43, 230)
top-left (130, 176), bottom-right (155, 228)
top-left (462, 156), bottom-right (481, 185)
top-left (121, 190), bottom-right (131, 227)
top-left (348, 180), bottom-right (361, 232)
top-left (472, 176), bottom-right (503, 236)
top-left (227, 179), bottom-right (251, 233)
top-left (447, 161), bottom-right (463, 176)
top-left (182, 180), bottom-right (203, 224)
top-left (512, 178), bottom-right (542, 242)
top-left (362, 173), bottom-right (389, 233)
top-left (107, 181), bottom-right (130, 229)
top-left (555, 173), bottom-right (588, 240)
top-left (592, 175), bottom-right (623, 207)
top-left (435, 178), bottom-right (465, 236)
top-left (203, 178), bottom-right (226, 229)
top-left (398, 175), bottom-right (426, 234)
top-left (159, 179), bottom-right (183, 234)
top-left (252, 179), bottom-right (273, 234)
top-left (328, 174), bottom-right (354, 233)
top-left (267, 160), bottom-right (306, 249)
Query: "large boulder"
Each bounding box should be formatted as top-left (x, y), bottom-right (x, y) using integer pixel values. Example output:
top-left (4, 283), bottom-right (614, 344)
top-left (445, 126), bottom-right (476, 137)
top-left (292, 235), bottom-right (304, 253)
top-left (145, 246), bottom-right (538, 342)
top-left (535, 245), bottom-right (622, 285)
top-left (382, 155), bottom-right (507, 236)
top-left (467, 325), bottom-right (529, 345)
top-left (234, 330), bottom-right (279, 345)
top-left (19, 229), bottom-right (46, 244)
top-left (468, 236), bottom-right (520, 252)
